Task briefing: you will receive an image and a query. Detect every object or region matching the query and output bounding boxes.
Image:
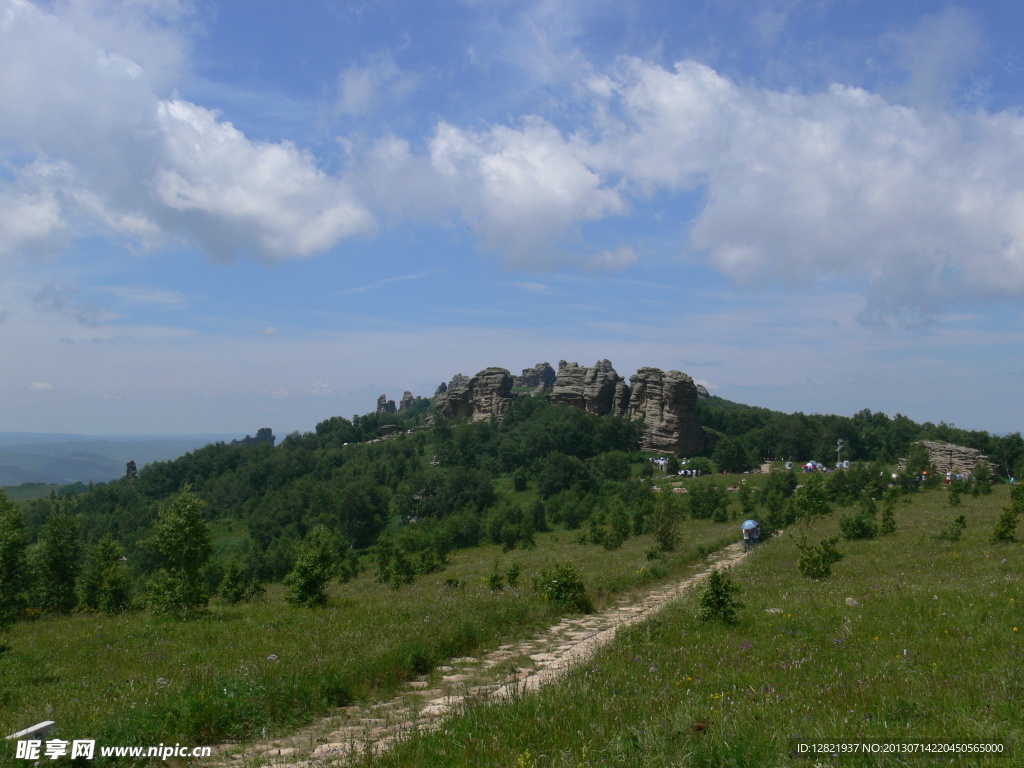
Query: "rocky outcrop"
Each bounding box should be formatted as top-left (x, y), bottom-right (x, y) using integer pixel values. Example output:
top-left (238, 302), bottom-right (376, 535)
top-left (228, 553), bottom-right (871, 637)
top-left (900, 440), bottom-right (998, 477)
top-left (231, 427), bottom-right (276, 447)
top-left (696, 384), bottom-right (710, 399)
top-left (433, 382), bottom-right (448, 399)
top-left (514, 362), bottom-right (556, 390)
top-left (376, 394), bottom-right (397, 414)
top-left (549, 360), bottom-right (629, 417)
top-left (427, 359), bottom-right (707, 455)
top-left (437, 368), bottom-right (514, 421)
top-left (399, 391), bottom-right (415, 412)
top-left (627, 368), bottom-right (705, 455)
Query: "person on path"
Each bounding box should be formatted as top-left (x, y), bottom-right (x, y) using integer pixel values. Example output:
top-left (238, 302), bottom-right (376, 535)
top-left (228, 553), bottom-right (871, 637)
top-left (752, 525), bottom-right (760, 548)
top-left (743, 525), bottom-right (751, 552)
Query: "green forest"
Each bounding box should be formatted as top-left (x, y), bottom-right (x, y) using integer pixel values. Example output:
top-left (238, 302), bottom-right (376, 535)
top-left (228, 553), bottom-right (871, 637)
top-left (2, 391), bottom-right (1022, 625)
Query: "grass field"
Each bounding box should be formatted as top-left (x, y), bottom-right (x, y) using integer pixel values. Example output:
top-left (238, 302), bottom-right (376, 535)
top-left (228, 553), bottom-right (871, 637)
top-left (360, 486), bottom-right (1022, 767)
top-left (0, 514), bottom-right (737, 763)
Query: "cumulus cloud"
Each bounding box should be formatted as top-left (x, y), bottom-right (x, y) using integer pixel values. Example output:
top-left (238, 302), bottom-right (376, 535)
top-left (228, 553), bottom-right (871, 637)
top-left (427, 117), bottom-right (626, 266)
top-left (578, 57), bottom-right (1024, 322)
top-left (0, 0), bottom-right (374, 263)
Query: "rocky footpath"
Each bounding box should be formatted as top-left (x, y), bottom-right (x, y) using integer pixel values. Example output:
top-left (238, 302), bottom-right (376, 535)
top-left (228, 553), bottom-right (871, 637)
top-left (211, 543), bottom-right (748, 767)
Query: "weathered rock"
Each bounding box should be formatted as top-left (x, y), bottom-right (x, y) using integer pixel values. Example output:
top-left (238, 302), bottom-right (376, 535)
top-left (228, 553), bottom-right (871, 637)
top-left (399, 391), bottom-right (415, 412)
top-left (439, 368), bottom-right (514, 421)
top-left (695, 383), bottom-right (710, 399)
top-left (433, 382), bottom-right (448, 398)
top-left (469, 367), bottom-right (514, 421)
top-left (376, 394), bottom-right (397, 414)
top-left (899, 440), bottom-right (998, 477)
top-left (231, 427), bottom-right (276, 446)
top-left (627, 368), bottom-right (705, 456)
top-left (549, 360), bottom-right (629, 416)
top-left (514, 362), bottom-right (556, 390)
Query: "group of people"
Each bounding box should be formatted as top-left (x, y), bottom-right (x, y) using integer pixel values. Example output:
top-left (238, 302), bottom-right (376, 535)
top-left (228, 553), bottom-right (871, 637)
top-left (648, 457), bottom-right (703, 477)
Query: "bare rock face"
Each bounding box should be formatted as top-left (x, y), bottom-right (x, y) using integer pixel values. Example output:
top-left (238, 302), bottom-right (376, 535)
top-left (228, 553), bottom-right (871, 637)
top-left (549, 360), bottom-right (629, 416)
top-left (399, 391), bottom-right (415, 412)
top-left (696, 383), bottom-right (710, 399)
top-left (900, 440), bottom-right (998, 477)
top-left (514, 362), bottom-right (556, 390)
top-left (376, 394), bottom-right (397, 414)
top-left (439, 368), bottom-right (513, 421)
top-left (628, 368), bottom-right (705, 455)
top-left (433, 381), bottom-right (448, 398)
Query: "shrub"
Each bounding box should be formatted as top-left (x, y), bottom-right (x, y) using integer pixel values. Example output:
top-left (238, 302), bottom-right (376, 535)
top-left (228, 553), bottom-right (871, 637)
top-left (792, 474), bottom-right (832, 521)
top-left (533, 562), bottom-right (591, 613)
top-left (653, 494), bottom-right (681, 553)
top-left (990, 507), bottom-right (1018, 544)
top-left (935, 514), bottom-right (967, 542)
top-left (839, 511), bottom-right (878, 540)
top-left (284, 526), bottom-right (336, 606)
top-left (796, 535), bottom-right (843, 578)
top-left (147, 487), bottom-right (212, 616)
top-left (698, 568), bottom-right (743, 624)
top-left (79, 535), bottom-right (133, 612)
top-left (505, 562), bottom-right (521, 588)
top-left (879, 502), bottom-right (897, 536)
top-left (218, 556), bottom-right (264, 604)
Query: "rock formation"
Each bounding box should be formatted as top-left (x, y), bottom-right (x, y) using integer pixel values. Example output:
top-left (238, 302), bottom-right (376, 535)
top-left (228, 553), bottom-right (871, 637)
top-left (433, 382), bottom-right (448, 399)
top-left (900, 440), bottom-right (998, 477)
top-left (231, 427), bottom-right (276, 447)
top-left (627, 368), bottom-right (706, 455)
top-left (696, 383), bottom-right (710, 399)
top-left (376, 394), bottom-right (397, 414)
top-left (399, 391), bottom-right (415, 412)
top-left (436, 367), bottom-right (514, 421)
top-left (514, 362), bottom-right (557, 390)
top-left (422, 359), bottom-right (708, 456)
top-left (549, 360), bottom-right (629, 417)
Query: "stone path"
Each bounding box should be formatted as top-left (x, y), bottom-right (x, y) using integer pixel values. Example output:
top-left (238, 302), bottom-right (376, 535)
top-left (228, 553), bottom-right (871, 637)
top-left (214, 543), bottom-right (748, 767)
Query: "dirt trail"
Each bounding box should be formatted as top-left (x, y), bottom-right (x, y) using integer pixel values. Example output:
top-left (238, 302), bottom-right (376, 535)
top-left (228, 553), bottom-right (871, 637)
top-left (214, 543), bottom-right (748, 767)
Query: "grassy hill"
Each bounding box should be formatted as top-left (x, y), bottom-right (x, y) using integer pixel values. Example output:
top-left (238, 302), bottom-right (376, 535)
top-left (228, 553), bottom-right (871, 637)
top-left (365, 486), bottom-right (1022, 767)
top-left (2, 392), bottom-right (1022, 765)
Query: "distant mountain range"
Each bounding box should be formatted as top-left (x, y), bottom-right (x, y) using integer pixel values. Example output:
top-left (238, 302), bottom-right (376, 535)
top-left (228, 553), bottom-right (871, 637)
top-left (0, 432), bottom-right (236, 486)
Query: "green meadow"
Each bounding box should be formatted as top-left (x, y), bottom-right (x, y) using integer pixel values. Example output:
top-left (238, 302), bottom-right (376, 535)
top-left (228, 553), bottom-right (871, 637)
top-left (0, 514), bottom-right (736, 761)
top-left (362, 486), bottom-right (1022, 768)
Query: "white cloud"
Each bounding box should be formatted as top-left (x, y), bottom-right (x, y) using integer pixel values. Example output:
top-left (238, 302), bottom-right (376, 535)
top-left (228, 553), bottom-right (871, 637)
top-left (581, 57), bottom-right (1024, 322)
top-left (0, 0), bottom-right (375, 264)
top-left (257, 326), bottom-right (278, 335)
top-left (427, 117), bottom-right (626, 266)
top-left (29, 381), bottom-right (54, 390)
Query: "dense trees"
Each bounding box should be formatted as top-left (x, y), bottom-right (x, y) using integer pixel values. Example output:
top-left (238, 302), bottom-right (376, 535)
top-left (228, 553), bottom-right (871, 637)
top-left (698, 396), bottom-right (1024, 477)
top-left (3, 389), bottom-right (1020, 623)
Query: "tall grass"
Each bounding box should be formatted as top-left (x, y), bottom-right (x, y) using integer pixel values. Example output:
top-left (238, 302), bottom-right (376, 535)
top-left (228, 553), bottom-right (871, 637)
top-left (363, 486), bottom-right (1023, 767)
top-left (0, 518), bottom-right (738, 762)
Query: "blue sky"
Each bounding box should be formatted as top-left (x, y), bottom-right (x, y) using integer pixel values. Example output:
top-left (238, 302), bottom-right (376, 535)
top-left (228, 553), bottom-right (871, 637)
top-left (2, 0), bottom-right (1023, 436)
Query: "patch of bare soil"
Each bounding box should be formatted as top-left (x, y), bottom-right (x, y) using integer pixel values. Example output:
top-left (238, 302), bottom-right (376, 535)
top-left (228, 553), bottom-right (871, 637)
top-left (211, 543), bottom-right (748, 767)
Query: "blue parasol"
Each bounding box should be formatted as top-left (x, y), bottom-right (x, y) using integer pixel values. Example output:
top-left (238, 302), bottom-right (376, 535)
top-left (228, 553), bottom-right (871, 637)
top-left (742, 519), bottom-right (759, 530)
